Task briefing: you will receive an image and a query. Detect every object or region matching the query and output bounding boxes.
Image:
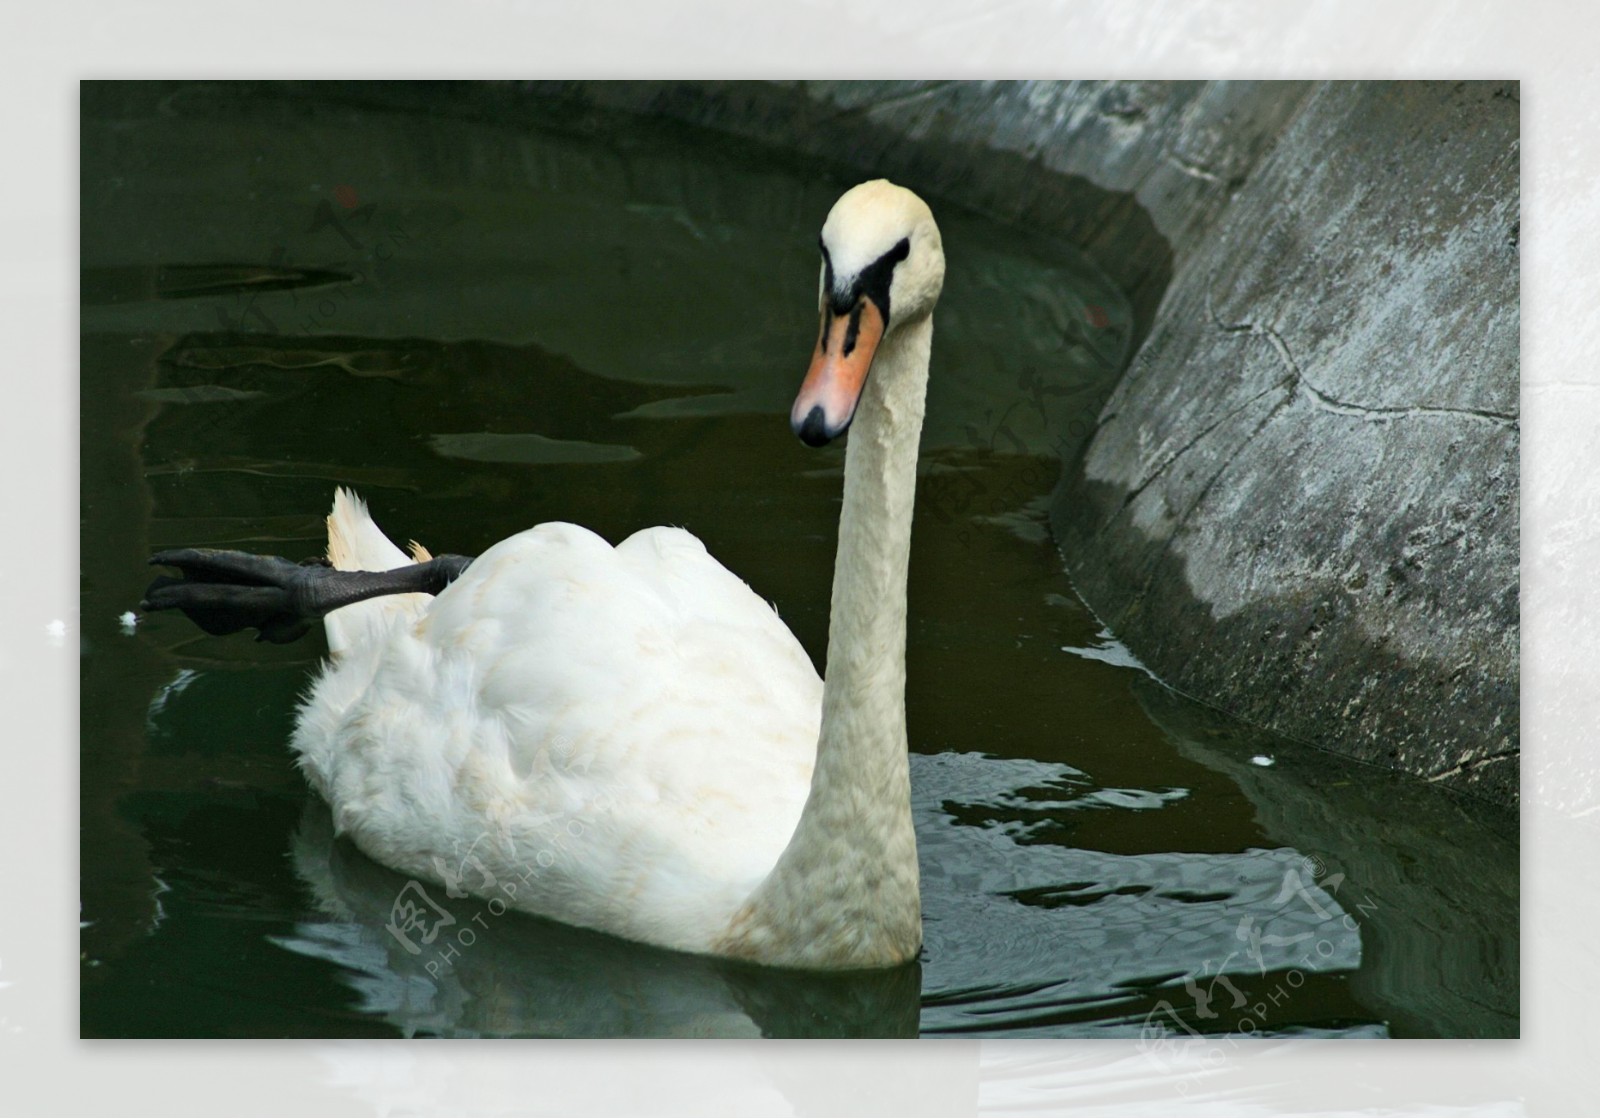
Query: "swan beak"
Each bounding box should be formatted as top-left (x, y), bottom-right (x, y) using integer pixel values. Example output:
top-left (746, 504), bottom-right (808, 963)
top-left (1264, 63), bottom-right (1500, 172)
top-left (791, 299), bottom-right (885, 447)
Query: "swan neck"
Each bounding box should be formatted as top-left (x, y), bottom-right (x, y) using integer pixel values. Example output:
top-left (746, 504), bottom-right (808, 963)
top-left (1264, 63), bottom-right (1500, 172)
top-left (822, 318), bottom-right (929, 758)
top-left (718, 315), bottom-right (931, 969)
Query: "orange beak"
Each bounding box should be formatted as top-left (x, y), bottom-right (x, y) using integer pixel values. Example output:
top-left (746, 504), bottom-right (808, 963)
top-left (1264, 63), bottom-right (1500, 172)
top-left (791, 298), bottom-right (886, 446)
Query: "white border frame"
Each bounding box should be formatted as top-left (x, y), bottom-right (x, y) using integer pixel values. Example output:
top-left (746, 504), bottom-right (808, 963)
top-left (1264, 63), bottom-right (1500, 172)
top-left (9, 2), bottom-right (1595, 1113)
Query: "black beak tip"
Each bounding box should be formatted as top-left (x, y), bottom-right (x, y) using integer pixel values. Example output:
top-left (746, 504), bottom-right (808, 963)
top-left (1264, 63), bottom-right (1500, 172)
top-left (794, 405), bottom-right (834, 448)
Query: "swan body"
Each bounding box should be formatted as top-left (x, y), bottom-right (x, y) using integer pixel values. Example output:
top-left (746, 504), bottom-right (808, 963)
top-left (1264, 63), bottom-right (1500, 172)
top-left (290, 180), bottom-right (946, 969)
top-left (294, 506), bottom-right (823, 954)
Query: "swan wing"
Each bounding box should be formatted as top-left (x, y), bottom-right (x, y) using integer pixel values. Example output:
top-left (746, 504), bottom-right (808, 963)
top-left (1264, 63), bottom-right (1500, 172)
top-left (293, 503), bottom-right (822, 953)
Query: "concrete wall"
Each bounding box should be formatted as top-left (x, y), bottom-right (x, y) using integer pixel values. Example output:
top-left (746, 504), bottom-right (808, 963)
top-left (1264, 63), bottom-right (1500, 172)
top-left (526, 80), bottom-right (1520, 802)
top-left (1055, 82), bottom-right (1519, 804)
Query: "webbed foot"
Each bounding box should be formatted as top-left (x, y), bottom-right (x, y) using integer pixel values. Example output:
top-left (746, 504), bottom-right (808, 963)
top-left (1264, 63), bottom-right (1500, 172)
top-left (142, 548), bottom-right (473, 643)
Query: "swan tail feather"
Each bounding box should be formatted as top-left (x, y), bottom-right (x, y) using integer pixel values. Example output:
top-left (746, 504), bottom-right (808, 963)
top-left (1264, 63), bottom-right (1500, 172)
top-left (324, 488), bottom-right (427, 655)
top-left (327, 488), bottom-right (412, 573)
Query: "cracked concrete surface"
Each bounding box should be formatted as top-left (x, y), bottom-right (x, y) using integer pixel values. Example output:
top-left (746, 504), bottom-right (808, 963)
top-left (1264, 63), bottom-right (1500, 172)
top-left (1056, 82), bottom-right (1519, 803)
top-left (1204, 280), bottom-right (1518, 428)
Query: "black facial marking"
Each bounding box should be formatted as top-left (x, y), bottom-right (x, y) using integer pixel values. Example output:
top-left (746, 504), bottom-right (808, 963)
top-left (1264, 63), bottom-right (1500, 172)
top-left (822, 236), bottom-right (912, 324)
top-left (842, 301), bottom-right (864, 357)
top-left (859, 236), bottom-right (911, 323)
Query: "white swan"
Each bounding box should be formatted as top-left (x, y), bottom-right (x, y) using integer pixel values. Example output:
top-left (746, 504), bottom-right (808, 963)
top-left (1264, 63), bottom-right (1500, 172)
top-left (288, 181), bottom-right (942, 970)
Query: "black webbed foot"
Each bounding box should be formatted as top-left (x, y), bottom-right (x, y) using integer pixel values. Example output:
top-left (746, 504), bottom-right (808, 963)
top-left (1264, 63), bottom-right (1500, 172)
top-left (142, 548), bottom-right (475, 644)
top-left (143, 549), bottom-right (339, 643)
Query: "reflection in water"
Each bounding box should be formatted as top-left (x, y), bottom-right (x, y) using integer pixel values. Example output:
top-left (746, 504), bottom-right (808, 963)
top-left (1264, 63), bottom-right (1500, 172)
top-left (913, 754), bottom-right (1365, 1037)
top-left (1133, 678), bottom-right (1519, 1038)
top-left (276, 753), bottom-right (1365, 1038)
top-left (284, 799), bottom-right (921, 1038)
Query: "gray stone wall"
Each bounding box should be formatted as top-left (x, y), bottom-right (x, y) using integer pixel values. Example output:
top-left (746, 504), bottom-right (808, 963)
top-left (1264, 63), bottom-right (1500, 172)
top-left (1054, 82), bottom-right (1519, 803)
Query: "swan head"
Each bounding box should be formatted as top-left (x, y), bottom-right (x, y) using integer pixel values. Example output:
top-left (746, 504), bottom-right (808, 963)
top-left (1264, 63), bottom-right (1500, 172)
top-left (791, 180), bottom-right (945, 447)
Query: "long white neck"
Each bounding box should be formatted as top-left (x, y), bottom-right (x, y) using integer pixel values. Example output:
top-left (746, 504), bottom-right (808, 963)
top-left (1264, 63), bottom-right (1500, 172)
top-left (717, 315), bottom-right (932, 969)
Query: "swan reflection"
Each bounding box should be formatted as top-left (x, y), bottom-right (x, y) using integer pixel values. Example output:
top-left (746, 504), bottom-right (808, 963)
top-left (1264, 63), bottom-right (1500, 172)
top-left (279, 799), bottom-right (922, 1038)
top-left (276, 752), bottom-right (1369, 1038)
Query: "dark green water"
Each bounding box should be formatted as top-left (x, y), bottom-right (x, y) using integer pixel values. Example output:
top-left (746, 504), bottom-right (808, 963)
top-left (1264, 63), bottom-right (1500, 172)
top-left (80, 82), bottom-right (1517, 1038)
